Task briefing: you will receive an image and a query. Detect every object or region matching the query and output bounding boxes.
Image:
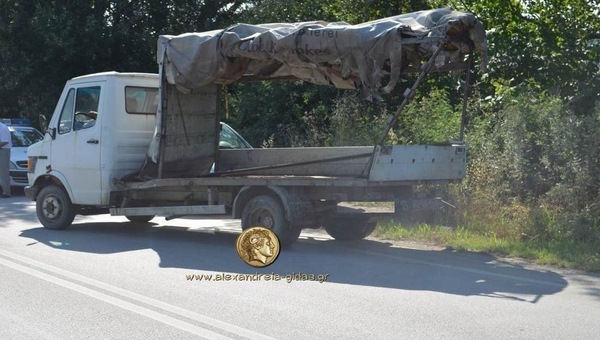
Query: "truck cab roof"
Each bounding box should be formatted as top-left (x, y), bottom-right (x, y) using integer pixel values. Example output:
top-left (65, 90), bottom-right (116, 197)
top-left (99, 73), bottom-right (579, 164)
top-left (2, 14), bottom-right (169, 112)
top-left (70, 72), bottom-right (158, 83)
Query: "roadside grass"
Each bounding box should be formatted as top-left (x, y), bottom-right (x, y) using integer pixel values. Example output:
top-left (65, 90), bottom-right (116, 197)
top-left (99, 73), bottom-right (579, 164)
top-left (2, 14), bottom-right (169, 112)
top-left (373, 223), bottom-right (600, 272)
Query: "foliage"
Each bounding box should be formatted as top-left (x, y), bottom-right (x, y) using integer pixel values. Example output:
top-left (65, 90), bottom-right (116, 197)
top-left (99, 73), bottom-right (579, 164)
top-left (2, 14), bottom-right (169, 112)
top-left (243, 0), bottom-right (429, 23)
top-left (226, 81), bottom-right (341, 147)
top-left (374, 223), bottom-right (600, 271)
top-left (0, 0), bottom-right (247, 121)
top-left (373, 86), bottom-right (600, 271)
top-left (455, 89), bottom-right (599, 268)
top-left (396, 88), bottom-right (462, 144)
top-left (430, 0), bottom-right (600, 115)
top-left (465, 87), bottom-right (600, 209)
top-left (328, 93), bottom-right (393, 146)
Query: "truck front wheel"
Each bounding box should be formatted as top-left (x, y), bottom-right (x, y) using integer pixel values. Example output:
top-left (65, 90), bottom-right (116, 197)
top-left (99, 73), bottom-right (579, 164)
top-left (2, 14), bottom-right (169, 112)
top-left (36, 185), bottom-right (76, 230)
top-left (241, 195), bottom-right (298, 247)
top-left (323, 218), bottom-right (376, 241)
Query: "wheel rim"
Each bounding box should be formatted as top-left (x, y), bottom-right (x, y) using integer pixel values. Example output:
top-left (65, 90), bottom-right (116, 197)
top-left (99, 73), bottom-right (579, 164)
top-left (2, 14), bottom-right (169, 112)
top-left (250, 208), bottom-right (275, 229)
top-left (42, 195), bottom-right (62, 220)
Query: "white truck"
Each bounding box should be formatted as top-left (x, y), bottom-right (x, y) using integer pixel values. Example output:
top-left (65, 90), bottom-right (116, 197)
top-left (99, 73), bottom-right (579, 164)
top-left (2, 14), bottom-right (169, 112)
top-left (25, 8), bottom-right (486, 246)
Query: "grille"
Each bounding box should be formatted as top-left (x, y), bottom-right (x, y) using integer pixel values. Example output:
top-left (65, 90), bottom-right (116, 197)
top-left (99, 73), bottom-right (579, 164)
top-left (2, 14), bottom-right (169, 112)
top-left (9, 170), bottom-right (28, 183)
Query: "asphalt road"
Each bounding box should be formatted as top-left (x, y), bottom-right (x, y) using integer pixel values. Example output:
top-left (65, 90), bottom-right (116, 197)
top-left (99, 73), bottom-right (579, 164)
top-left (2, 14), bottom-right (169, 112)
top-left (1, 190), bottom-right (599, 339)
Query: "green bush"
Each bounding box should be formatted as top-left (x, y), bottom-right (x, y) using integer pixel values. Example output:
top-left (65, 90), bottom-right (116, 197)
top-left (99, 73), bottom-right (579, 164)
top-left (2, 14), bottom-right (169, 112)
top-left (455, 86), bottom-right (600, 251)
top-left (397, 88), bottom-right (462, 144)
top-left (328, 93), bottom-right (392, 146)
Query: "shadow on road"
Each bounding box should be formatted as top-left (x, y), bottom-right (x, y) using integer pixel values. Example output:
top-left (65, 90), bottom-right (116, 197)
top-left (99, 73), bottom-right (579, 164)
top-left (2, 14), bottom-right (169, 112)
top-left (19, 219), bottom-right (570, 303)
top-left (0, 188), bottom-right (37, 226)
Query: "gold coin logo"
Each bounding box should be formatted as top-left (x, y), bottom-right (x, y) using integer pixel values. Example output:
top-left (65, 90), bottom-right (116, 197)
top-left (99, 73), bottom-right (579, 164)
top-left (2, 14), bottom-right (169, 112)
top-left (236, 227), bottom-right (280, 268)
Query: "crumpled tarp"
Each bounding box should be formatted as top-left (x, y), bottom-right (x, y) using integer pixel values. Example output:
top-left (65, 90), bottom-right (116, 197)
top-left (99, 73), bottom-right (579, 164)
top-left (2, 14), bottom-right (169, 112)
top-left (158, 7), bottom-right (487, 100)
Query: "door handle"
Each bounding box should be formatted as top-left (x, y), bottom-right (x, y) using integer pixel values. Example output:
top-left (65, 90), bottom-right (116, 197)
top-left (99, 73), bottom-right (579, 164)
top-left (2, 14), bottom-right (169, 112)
top-left (87, 139), bottom-right (99, 144)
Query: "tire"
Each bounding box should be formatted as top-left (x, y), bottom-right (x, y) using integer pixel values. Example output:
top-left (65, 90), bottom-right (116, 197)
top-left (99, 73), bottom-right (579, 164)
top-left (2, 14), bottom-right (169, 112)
top-left (36, 185), bottom-right (76, 230)
top-left (125, 215), bottom-right (155, 223)
top-left (241, 195), bottom-right (297, 247)
top-left (323, 218), bottom-right (376, 241)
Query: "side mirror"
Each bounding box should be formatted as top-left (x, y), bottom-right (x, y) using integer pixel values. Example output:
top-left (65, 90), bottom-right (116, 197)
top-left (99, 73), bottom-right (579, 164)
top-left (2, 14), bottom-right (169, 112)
top-left (39, 114), bottom-right (56, 139)
top-left (219, 141), bottom-right (234, 149)
top-left (38, 115), bottom-right (48, 134)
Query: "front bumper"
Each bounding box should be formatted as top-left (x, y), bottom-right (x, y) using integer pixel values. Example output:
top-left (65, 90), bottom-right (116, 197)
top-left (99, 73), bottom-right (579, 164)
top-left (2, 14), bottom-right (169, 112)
top-left (24, 185), bottom-right (39, 201)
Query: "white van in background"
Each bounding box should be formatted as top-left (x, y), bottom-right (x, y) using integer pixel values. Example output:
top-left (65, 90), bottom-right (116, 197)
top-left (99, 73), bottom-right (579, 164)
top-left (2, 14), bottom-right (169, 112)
top-left (0, 119), bottom-right (44, 187)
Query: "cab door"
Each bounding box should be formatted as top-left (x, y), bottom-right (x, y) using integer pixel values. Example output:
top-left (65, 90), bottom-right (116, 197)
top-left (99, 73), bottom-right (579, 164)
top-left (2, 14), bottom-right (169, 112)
top-left (51, 83), bottom-right (104, 205)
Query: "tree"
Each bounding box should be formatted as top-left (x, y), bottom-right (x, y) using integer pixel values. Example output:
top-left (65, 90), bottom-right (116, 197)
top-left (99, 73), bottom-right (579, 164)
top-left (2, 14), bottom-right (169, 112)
top-left (0, 0), bottom-right (248, 120)
top-left (243, 0), bottom-right (429, 24)
top-left (430, 0), bottom-right (600, 114)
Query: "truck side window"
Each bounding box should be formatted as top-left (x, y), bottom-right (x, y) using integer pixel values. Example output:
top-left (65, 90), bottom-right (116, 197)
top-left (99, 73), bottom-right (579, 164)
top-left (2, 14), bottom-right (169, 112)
top-left (74, 86), bottom-right (101, 130)
top-left (58, 89), bottom-right (76, 134)
top-left (125, 87), bottom-right (158, 114)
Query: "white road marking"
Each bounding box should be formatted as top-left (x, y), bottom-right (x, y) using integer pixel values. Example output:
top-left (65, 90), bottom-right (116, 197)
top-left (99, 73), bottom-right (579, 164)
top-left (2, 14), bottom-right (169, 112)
top-left (0, 249), bottom-right (275, 340)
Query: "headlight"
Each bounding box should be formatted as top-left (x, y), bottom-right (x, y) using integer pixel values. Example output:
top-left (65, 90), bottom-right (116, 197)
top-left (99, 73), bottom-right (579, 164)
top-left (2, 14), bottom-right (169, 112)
top-left (9, 161), bottom-right (17, 170)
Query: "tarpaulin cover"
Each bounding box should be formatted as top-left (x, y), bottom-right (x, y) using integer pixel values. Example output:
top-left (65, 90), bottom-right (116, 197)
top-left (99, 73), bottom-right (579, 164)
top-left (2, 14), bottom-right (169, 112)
top-left (158, 7), bottom-right (487, 100)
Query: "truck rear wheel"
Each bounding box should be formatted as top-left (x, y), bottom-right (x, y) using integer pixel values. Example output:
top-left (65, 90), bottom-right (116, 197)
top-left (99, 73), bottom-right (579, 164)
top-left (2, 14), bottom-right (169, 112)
top-left (125, 215), bottom-right (155, 223)
top-left (241, 195), bottom-right (299, 247)
top-left (323, 218), bottom-right (376, 241)
top-left (36, 185), bottom-right (76, 230)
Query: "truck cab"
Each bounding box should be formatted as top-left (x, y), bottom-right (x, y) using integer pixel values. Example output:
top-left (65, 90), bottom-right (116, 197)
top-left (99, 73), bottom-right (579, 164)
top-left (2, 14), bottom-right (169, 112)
top-left (27, 72), bottom-right (158, 222)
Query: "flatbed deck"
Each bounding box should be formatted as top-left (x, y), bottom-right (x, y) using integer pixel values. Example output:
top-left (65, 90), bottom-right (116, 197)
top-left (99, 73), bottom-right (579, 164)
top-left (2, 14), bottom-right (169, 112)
top-left (114, 174), bottom-right (462, 191)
